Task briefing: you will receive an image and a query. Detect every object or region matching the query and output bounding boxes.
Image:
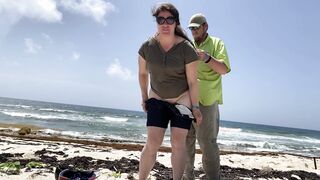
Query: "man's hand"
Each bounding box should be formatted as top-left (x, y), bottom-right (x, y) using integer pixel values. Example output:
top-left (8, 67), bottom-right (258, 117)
top-left (196, 49), bottom-right (209, 62)
top-left (192, 108), bottom-right (202, 125)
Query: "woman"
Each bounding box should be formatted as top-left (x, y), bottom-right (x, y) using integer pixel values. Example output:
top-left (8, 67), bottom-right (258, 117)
top-left (138, 3), bottom-right (202, 180)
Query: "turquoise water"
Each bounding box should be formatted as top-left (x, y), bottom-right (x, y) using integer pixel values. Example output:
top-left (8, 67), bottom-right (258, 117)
top-left (0, 96), bottom-right (319, 157)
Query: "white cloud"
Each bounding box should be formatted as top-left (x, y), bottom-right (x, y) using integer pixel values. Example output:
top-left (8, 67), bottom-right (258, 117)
top-left (0, 0), bottom-right (62, 23)
top-left (0, 0), bottom-right (115, 35)
top-left (72, 51), bottom-right (80, 60)
top-left (24, 38), bottom-right (42, 54)
top-left (106, 59), bottom-right (135, 81)
top-left (41, 33), bottom-right (53, 43)
top-left (0, 0), bottom-right (115, 43)
top-left (59, 0), bottom-right (115, 25)
top-left (0, 0), bottom-right (62, 42)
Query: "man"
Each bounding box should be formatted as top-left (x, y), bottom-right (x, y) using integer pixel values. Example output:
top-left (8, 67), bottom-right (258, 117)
top-left (183, 13), bottom-right (231, 180)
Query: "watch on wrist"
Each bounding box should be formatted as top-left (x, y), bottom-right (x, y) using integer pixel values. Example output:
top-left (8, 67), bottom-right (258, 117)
top-left (204, 53), bottom-right (209, 61)
top-left (191, 104), bottom-right (200, 109)
top-left (205, 55), bottom-right (212, 63)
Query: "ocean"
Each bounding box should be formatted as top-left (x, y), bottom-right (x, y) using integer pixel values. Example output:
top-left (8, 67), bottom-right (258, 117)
top-left (0, 96), bottom-right (319, 157)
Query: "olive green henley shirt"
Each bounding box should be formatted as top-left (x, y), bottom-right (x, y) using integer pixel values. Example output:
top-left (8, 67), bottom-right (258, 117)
top-left (139, 37), bottom-right (199, 99)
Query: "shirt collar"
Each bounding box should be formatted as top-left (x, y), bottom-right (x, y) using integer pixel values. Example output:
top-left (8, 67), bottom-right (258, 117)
top-left (195, 33), bottom-right (210, 48)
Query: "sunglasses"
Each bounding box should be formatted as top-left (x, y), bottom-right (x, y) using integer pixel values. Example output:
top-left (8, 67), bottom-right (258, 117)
top-left (188, 26), bottom-right (201, 31)
top-left (156, 16), bottom-right (175, 25)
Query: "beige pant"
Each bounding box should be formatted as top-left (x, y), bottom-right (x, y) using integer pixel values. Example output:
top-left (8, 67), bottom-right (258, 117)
top-left (183, 103), bottom-right (221, 180)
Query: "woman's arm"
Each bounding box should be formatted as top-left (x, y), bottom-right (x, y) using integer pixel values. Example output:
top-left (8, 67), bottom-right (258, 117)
top-left (186, 61), bottom-right (202, 125)
top-left (138, 55), bottom-right (149, 112)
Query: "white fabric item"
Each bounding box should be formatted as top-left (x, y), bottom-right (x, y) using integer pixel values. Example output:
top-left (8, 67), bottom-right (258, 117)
top-left (175, 104), bottom-right (194, 119)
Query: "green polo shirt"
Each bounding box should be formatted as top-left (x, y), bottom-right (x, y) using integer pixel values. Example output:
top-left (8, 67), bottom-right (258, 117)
top-left (195, 35), bottom-right (230, 105)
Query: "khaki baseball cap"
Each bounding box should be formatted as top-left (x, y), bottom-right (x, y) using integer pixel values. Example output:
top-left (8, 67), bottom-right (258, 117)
top-left (188, 13), bottom-right (207, 28)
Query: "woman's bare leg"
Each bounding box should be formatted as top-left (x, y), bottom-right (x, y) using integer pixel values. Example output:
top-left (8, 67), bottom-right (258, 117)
top-left (170, 127), bottom-right (189, 180)
top-left (139, 126), bottom-right (166, 180)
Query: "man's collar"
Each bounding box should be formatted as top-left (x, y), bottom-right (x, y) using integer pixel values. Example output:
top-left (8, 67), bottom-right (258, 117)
top-left (195, 33), bottom-right (209, 47)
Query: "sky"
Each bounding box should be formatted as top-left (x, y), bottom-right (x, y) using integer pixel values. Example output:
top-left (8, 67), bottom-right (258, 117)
top-left (0, 0), bottom-right (320, 131)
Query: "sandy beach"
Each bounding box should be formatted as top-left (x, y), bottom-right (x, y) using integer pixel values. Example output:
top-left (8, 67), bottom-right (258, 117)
top-left (0, 124), bottom-right (319, 180)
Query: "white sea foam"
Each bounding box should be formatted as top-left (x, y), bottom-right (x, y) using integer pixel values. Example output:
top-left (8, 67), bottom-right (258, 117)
top-left (291, 136), bottom-right (320, 144)
top-left (108, 135), bottom-right (127, 140)
top-left (61, 131), bottom-right (105, 139)
top-left (102, 116), bottom-right (128, 122)
top-left (41, 129), bottom-right (60, 134)
top-left (1, 110), bottom-right (96, 122)
top-left (218, 139), bottom-right (245, 146)
top-left (39, 108), bottom-right (77, 113)
top-left (1, 110), bottom-right (132, 124)
top-left (1, 111), bottom-right (59, 119)
top-left (220, 127), bottom-right (242, 132)
top-left (41, 129), bottom-right (105, 140)
top-left (218, 139), bottom-right (293, 153)
top-left (219, 128), bottom-right (317, 146)
top-left (0, 104), bottom-right (31, 109)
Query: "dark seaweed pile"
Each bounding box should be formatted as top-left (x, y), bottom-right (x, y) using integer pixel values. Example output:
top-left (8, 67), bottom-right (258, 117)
top-left (1, 149), bottom-right (319, 180)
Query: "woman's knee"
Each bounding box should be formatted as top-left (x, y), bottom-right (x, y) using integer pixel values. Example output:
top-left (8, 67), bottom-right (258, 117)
top-left (171, 137), bottom-right (187, 152)
top-left (144, 139), bottom-right (162, 153)
top-left (170, 128), bottom-right (188, 151)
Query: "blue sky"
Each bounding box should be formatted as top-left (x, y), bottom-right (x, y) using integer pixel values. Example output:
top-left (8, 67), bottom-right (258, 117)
top-left (0, 0), bottom-right (319, 130)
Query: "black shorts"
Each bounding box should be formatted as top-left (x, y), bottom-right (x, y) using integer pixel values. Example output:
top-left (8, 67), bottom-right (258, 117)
top-left (145, 98), bottom-right (193, 130)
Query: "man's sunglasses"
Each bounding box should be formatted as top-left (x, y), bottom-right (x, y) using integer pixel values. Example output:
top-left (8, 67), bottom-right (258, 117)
top-left (156, 16), bottom-right (175, 25)
top-left (188, 26), bottom-right (200, 31)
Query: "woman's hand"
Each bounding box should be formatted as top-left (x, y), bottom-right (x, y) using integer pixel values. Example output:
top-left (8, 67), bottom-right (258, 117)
top-left (192, 108), bottom-right (202, 125)
top-left (141, 100), bottom-right (147, 112)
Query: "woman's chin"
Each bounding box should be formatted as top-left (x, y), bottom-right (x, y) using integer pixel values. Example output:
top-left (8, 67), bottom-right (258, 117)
top-left (160, 31), bottom-right (171, 35)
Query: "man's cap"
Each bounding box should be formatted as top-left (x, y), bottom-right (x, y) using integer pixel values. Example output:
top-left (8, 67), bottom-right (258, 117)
top-left (188, 13), bottom-right (207, 28)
